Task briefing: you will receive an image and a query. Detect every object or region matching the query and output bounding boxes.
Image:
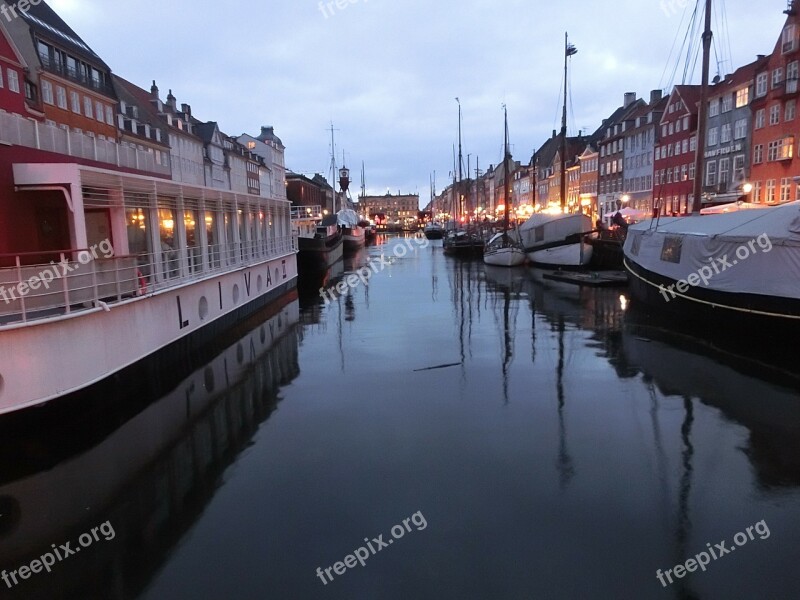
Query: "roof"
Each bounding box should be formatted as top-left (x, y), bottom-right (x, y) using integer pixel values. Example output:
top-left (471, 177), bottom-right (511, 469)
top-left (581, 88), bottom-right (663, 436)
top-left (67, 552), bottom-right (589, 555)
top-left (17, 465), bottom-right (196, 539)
top-left (193, 121), bottom-right (220, 144)
top-left (709, 56), bottom-right (770, 99)
top-left (13, 0), bottom-right (107, 67)
top-left (256, 126), bottom-right (283, 147)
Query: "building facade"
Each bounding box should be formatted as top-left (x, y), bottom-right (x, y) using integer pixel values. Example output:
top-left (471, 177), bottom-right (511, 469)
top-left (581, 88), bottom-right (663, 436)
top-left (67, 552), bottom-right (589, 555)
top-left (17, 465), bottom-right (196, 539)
top-left (750, 2), bottom-right (800, 204)
top-left (623, 91), bottom-right (666, 214)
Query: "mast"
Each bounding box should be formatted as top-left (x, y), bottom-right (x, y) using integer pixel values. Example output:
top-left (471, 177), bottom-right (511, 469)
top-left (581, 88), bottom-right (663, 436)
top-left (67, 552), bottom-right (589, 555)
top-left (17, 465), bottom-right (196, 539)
top-left (503, 104), bottom-right (511, 233)
top-left (561, 33), bottom-right (578, 212)
top-left (329, 122), bottom-right (338, 214)
top-left (360, 161), bottom-right (366, 200)
top-left (691, 0), bottom-right (713, 215)
top-left (456, 97), bottom-right (463, 223)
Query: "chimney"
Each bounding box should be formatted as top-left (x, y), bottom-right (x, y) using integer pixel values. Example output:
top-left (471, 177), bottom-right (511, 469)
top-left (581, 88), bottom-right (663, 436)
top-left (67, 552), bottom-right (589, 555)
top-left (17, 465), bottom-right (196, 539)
top-left (150, 80), bottom-right (159, 99)
top-left (181, 103), bottom-right (191, 118)
top-left (757, 54), bottom-right (766, 60)
top-left (624, 92), bottom-right (637, 108)
top-left (552, 129), bottom-right (557, 138)
top-left (649, 89), bottom-right (663, 105)
top-left (166, 89), bottom-right (176, 110)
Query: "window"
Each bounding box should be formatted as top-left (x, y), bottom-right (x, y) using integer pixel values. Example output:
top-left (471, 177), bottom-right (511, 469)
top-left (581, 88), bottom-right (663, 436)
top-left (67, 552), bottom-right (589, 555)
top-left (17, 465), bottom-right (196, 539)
top-left (706, 162), bottom-right (717, 186)
top-left (773, 68), bottom-right (785, 89)
top-left (84, 96), bottom-right (93, 118)
top-left (781, 178), bottom-right (792, 202)
top-left (753, 181), bottom-right (762, 202)
top-left (768, 140), bottom-right (780, 162)
top-left (721, 123), bottom-right (732, 144)
top-left (675, 119), bottom-right (682, 133)
top-left (722, 94), bottom-right (733, 113)
top-left (789, 60), bottom-right (800, 82)
top-left (766, 179), bottom-right (776, 203)
top-left (675, 142), bottom-right (681, 155)
top-left (56, 85), bottom-right (67, 109)
top-left (756, 73), bottom-right (768, 97)
top-left (95, 101), bottom-right (103, 122)
top-left (7, 69), bottom-right (19, 93)
top-left (668, 123), bottom-right (674, 135)
top-left (783, 24), bottom-right (797, 53)
top-left (683, 116), bottom-right (689, 130)
top-left (755, 109), bottom-right (765, 129)
top-left (681, 164), bottom-right (688, 181)
top-left (690, 136), bottom-right (697, 152)
top-left (770, 104), bottom-right (781, 125)
top-left (734, 119), bottom-right (747, 139)
top-left (708, 127), bottom-right (719, 146)
top-left (719, 158), bottom-right (730, 184)
top-left (689, 163), bottom-right (696, 180)
top-left (662, 124), bottom-right (668, 137)
top-left (734, 154), bottom-right (745, 174)
top-left (42, 80), bottom-right (54, 105)
top-left (735, 87), bottom-right (750, 108)
top-left (709, 99), bottom-right (720, 117)
top-left (70, 91), bottom-right (80, 113)
top-left (105, 106), bottom-right (114, 125)
top-left (0, 68), bottom-right (3, 88)
top-left (667, 168), bottom-right (673, 183)
top-left (682, 139), bottom-right (689, 154)
top-left (787, 99), bottom-right (796, 121)
top-left (753, 144), bottom-right (764, 164)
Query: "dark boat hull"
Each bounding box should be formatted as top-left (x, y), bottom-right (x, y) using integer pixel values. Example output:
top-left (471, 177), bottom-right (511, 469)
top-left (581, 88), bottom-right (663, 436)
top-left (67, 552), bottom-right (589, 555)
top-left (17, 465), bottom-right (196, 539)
top-left (624, 256), bottom-right (800, 333)
top-left (298, 234), bottom-right (344, 272)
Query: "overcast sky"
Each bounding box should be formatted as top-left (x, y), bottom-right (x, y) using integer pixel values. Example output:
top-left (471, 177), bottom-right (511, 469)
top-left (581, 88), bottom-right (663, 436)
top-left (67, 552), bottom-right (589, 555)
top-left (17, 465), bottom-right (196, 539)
top-left (50, 0), bottom-right (787, 207)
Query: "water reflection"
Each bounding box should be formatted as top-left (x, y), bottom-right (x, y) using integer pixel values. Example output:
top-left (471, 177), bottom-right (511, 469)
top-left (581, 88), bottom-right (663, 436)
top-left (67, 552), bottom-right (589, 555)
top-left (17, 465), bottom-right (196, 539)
top-left (0, 296), bottom-right (300, 599)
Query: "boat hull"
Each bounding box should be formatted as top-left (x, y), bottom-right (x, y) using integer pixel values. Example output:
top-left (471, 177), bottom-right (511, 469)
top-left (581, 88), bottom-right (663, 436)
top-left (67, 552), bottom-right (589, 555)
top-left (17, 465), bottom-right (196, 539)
top-left (424, 228), bottom-right (444, 240)
top-left (443, 241), bottom-right (484, 257)
top-left (297, 234), bottom-right (344, 271)
top-left (342, 227), bottom-right (366, 254)
top-left (624, 255), bottom-right (800, 331)
top-left (0, 253), bottom-right (298, 414)
top-left (484, 247), bottom-right (526, 267)
top-left (526, 242), bottom-right (593, 269)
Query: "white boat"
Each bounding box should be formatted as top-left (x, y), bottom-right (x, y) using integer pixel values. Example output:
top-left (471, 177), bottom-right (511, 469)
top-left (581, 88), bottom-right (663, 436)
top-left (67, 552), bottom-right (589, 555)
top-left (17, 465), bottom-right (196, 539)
top-left (484, 105), bottom-right (526, 268)
top-left (519, 212), bottom-right (593, 268)
top-left (0, 5), bottom-right (297, 414)
top-left (624, 202), bottom-right (800, 327)
top-left (338, 208), bottom-right (366, 252)
top-left (484, 232), bottom-right (526, 266)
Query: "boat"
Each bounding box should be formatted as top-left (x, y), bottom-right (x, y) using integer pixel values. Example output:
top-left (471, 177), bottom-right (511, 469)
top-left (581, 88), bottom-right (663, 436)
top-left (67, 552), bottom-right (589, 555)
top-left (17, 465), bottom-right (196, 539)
top-left (443, 98), bottom-right (485, 257)
top-left (520, 33), bottom-right (592, 269)
top-left (0, 4), bottom-right (298, 413)
top-left (519, 212), bottom-right (593, 268)
top-left (424, 222), bottom-right (445, 240)
top-left (484, 105), bottom-right (526, 267)
top-left (296, 213), bottom-right (344, 271)
top-left (623, 0), bottom-right (800, 331)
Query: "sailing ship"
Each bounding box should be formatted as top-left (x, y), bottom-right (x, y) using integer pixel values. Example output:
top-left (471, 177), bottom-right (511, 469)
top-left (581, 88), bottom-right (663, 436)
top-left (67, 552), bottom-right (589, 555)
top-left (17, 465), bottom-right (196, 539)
top-left (623, 0), bottom-right (800, 330)
top-left (484, 105), bottom-right (526, 267)
top-left (519, 33), bottom-right (593, 268)
top-left (337, 160), bottom-right (366, 254)
top-left (424, 173), bottom-right (445, 240)
top-left (443, 98), bottom-right (485, 257)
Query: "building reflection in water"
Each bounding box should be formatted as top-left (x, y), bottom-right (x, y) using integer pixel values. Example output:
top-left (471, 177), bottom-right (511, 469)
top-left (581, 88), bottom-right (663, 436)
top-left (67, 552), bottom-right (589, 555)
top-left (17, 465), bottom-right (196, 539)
top-left (0, 296), bottom-right (301, 600)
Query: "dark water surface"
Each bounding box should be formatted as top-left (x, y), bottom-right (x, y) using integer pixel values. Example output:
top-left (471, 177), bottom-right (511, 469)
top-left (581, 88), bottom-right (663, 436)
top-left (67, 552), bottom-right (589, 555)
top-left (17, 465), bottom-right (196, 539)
top-left (1, 235), bottom-right (799, 600)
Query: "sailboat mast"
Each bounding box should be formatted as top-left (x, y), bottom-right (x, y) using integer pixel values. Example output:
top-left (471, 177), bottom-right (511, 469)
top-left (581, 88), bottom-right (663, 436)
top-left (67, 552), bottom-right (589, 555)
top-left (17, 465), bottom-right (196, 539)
top-left (329, 123), bottom-right (337, 214)
top-left (456, 97), bottom-right (464, 222)
top-left (503, 105), bottom-right (511, 232)
top-left (561, 32), bottom-right (569, 212)
top-left (691, 0), bottom-right (713, 215)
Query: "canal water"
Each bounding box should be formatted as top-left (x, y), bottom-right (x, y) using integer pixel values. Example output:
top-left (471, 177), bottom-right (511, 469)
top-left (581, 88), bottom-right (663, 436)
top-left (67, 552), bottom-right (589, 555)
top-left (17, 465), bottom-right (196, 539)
top-left (1, 235), bottom-right (799, 599)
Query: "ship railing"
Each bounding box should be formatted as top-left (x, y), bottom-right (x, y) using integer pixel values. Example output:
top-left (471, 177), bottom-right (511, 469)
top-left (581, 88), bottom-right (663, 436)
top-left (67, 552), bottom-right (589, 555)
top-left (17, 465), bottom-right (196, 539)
top-left (0, 236), bottom-right (297, 326)
top-left (291, 205), bottom-right (323, 220)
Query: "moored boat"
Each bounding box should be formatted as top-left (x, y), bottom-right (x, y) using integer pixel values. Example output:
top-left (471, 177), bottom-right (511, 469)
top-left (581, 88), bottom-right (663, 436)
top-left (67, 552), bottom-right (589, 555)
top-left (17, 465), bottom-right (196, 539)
top-left (519, 212), bottom-right (593, 268)
top-left (423, 222), bottom-right (445, 240)
top-left (297, 214), bottom-right (344, 271)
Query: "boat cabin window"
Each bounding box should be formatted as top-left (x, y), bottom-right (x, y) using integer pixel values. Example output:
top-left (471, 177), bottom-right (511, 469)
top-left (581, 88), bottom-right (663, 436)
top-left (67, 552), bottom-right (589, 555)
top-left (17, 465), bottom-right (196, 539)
top-left (660, 236), bottom-right (683, 264)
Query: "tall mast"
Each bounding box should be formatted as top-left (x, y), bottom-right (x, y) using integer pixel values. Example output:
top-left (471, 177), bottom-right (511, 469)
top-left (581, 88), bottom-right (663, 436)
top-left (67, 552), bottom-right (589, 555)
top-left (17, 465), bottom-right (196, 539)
top-left (361, 161), bottom-right (366, 199)
top-left (691, 0), bottom-right (713, 215)
top-left (329, 122), bottom-right (337, 214)
top-left (561, 33), bottom-right (577, 212)
top-left (456, 97), bottom-right (463, 222)
top-left (503, 104), bottom-right (511, 232)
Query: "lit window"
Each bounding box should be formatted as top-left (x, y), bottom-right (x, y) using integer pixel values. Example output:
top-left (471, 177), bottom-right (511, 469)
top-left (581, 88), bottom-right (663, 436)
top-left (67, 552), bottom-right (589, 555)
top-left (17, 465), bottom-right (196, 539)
top-left (735, 87), bottom-right (749, 108)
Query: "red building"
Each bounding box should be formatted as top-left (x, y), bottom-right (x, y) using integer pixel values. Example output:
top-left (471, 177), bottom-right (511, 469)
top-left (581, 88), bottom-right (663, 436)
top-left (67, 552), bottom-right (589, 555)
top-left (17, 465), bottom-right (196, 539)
top-left (0, 24), bottom-right (39, 118)
top-left (750, 1), bottom-right (800, 204)
top-left (654, 85), bottom-right (701, 215)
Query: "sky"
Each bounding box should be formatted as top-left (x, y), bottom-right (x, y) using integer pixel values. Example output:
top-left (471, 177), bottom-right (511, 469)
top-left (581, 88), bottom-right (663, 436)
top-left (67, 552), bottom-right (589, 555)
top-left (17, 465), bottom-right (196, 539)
top-left (49, 0), bottom-right (788, 208)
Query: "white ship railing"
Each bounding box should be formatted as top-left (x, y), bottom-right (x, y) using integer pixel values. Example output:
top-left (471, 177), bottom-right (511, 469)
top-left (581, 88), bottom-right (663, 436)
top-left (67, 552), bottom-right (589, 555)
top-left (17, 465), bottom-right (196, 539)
top-left (0, 235), bottom-right (297, 327)
top-left (0, 110), bottom-right (171, 177)
top-left (291, 205), bottom-right (323, 220)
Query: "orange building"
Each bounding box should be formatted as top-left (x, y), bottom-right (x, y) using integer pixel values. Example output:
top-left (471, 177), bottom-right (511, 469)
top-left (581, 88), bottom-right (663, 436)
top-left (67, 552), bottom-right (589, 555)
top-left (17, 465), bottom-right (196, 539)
top-left (749, 1), bottom-right (800, 204)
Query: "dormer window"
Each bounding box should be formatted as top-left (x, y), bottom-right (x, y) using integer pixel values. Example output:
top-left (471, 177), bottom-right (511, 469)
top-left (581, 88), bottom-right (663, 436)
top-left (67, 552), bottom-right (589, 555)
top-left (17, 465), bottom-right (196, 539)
top-left (783, 24), bottom-right (797, 54)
